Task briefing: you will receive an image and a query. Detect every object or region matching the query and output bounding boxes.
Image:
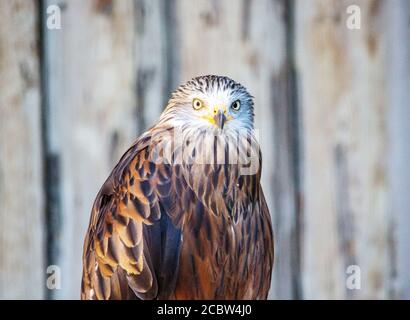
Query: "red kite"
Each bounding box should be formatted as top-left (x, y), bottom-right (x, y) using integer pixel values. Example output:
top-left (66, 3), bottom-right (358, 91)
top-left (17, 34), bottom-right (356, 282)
top-left (81, 75), bottom-right (274, 299)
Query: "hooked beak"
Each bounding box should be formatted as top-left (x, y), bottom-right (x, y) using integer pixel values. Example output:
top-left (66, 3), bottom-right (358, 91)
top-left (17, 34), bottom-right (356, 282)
top-left (213, 110), bottom-right (226, 129)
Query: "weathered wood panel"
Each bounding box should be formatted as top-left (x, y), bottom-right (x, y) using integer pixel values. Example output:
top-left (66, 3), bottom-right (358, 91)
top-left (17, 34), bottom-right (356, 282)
top-left (134, 0), bottom-right (170, 132)
top-left (296, 0), bottom-right (391, 299)
top-left (176, 0), bottom-right (296, 299)
top-left (387, 0), bottom-right (410, 300)
top-left (0, 0), bottom-right (44, 299)
top-left (43, 0), bottom-right (137, 299)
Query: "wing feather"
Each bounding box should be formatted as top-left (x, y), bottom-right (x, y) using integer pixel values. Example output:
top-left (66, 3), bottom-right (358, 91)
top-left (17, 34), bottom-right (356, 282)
top-left (81, 131), bottom-right (185, 300)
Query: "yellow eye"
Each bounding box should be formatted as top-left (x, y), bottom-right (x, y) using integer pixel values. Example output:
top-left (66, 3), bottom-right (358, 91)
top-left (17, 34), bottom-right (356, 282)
top-left (192, 98), bottom-right (203, 110)
top-left (231, 100), bottom-right (241, 111)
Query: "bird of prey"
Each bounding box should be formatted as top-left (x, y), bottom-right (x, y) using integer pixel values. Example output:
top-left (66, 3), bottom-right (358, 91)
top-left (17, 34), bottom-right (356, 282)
top-left (81, 75), bottom-right (274, 300)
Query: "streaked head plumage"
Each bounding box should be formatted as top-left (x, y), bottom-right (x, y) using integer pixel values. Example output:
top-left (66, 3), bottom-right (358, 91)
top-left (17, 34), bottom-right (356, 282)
top-left (161, 75), bottom-right (254, 131)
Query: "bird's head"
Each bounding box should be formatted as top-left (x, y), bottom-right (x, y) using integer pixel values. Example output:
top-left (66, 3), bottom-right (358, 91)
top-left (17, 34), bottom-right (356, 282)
top-left (161, 75), bottom-right (254, 132)
top-left (153, 75), bottom-right (259, 173)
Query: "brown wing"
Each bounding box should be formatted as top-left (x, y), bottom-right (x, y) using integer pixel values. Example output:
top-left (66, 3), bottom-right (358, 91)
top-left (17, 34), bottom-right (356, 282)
top-left (257, 187), bottom-right (274, 298)
top-left (81, 132), bottom-right (187, 300)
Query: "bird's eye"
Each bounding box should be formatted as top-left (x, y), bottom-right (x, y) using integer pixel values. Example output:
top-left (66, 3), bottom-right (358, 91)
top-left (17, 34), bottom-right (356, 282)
top-left (231, 100), bottom-right (241, 111)
top-left (192, 98), bottom-right (203, 110)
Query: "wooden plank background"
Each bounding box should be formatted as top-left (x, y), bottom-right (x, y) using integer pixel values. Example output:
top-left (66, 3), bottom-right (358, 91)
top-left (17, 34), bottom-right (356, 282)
top-left (387, 0), bottom-right (410, 299)
top-left (0, 0), bottom-right (44, 299)
top-left (0, 0), bottom-right (408, 299)
top-left (296, 0), bottom-right (391, 299)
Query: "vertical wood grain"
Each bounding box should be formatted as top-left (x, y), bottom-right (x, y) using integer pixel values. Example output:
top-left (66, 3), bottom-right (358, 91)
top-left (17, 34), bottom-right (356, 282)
top-left (0, 0), bottom-right (44, 299)
top-left (387, 0), bottom-right (410, 299)
top-left (296, 0), bottom-right (391, 299)
top-left (175, 0), bottom-right (295, 299)
top-left (43, 0), bottom-right (137, 299)
top-left (134, 0), bottom-right (170, 133)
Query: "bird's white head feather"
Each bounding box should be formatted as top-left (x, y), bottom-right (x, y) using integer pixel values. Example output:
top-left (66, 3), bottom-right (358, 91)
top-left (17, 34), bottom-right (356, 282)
top-left (160, 75), bottom-right (255, 132)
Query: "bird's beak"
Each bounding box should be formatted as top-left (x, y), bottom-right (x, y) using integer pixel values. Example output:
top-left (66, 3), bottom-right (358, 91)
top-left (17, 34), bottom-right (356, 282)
top-left (214, 110), bottom-right (226, 129)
